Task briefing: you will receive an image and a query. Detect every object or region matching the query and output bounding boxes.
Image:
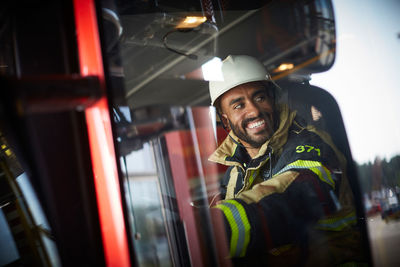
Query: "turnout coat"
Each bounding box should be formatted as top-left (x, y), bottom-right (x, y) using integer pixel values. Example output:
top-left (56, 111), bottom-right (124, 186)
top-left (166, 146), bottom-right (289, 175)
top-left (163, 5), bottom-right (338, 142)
top-left (209, 105), bottom-right (366, 266)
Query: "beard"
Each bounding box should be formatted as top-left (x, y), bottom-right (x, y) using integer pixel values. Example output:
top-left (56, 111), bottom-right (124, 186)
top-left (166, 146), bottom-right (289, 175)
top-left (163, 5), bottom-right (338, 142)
top-left (228, 113), bottom-right (275, 148)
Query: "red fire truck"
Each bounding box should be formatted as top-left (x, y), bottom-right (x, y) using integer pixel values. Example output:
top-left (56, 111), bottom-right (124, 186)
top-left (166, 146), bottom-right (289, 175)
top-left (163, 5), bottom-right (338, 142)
top-left (1, 0), bottom-right (399, 266)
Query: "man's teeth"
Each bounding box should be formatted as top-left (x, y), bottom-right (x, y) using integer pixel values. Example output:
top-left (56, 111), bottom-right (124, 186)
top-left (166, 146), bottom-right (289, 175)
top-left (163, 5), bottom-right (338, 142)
top-left (248, 120), bottom-right (265, 129)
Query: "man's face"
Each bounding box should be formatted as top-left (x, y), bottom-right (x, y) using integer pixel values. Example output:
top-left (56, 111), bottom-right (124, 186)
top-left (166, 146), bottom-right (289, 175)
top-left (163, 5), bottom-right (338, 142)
top-left (219, 82), bottom-right (275, 148)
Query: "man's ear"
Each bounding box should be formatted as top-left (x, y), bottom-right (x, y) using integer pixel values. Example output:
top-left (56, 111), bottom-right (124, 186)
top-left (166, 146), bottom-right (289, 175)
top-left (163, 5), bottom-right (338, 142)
top-left (220, 113), bottom-right (231, 131)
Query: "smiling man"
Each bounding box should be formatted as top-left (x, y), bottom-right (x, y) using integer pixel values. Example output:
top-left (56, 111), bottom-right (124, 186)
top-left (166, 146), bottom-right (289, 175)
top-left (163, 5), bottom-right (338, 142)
top-left (218, 81), bottom-right (275, 157)
top-left (208, 55), bottom-right (366, 266)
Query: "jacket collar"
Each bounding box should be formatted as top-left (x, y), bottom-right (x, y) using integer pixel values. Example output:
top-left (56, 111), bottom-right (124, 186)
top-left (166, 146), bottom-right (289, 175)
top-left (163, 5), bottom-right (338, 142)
top-left (209, 104), bottom-right (297, 167)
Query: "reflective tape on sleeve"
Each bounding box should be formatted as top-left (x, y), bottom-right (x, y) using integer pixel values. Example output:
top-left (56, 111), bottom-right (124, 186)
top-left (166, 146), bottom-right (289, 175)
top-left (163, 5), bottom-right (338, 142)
top-left (275, 160), bottom-right (335, 188)
top-left (316, 211), bottom-right (357, 231)
top-left (215, 200), bottom-right (251, 257)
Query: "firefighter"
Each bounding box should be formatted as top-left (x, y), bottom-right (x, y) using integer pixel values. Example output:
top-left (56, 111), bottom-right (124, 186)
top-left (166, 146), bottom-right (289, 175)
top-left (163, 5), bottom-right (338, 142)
top-left (208, 55), bottom-right (366, 266)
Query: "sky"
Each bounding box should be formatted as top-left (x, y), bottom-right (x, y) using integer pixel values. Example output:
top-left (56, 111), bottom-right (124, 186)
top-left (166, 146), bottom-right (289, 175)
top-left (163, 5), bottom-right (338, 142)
top-left (311, 0), bottom-right (400, 164)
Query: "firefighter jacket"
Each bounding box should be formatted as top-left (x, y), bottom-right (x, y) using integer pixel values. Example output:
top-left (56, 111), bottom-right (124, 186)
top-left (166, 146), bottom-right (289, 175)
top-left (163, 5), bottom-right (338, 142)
top-left (208, 104), bottom-right (367, 266)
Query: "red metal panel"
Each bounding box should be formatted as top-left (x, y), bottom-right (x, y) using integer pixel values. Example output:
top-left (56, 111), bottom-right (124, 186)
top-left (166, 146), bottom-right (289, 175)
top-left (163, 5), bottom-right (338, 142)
top-left (164, 107), bottom-right (230, 266)
top-left (72, 0), bottom-right (131, 266)
top-left (165, 130), bottom-right (205, 267)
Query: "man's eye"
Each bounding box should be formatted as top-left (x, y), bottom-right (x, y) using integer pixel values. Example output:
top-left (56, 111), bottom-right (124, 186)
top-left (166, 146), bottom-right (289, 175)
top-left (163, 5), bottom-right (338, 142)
top-left (255, 96), bottom-right (266, 102)
top-left (234, 104), bottom-right (243, 109)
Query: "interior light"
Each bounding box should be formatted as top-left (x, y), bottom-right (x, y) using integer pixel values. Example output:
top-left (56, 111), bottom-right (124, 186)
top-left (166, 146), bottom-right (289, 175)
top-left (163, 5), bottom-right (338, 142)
top-left (201, 57), bottom-right (223, 81)
top-left (176, 16), bottom-right (207, 29)
top-left (275, 63), bottom-right (294, 72)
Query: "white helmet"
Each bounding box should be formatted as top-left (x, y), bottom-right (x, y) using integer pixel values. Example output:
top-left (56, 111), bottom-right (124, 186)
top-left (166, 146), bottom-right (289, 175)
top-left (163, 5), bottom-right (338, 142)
top-left (209, 55), bottom-right (273, 106)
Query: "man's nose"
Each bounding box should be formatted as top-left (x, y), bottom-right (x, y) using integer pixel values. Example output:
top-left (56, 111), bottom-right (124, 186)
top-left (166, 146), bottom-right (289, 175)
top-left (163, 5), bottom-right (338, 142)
top-left (245, 100), bottom-right (261, 117)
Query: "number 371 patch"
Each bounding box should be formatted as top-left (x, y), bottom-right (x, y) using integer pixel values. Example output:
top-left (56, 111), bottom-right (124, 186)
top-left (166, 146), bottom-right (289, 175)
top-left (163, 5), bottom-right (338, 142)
top-left (296, 145), bottom-right (321, 156)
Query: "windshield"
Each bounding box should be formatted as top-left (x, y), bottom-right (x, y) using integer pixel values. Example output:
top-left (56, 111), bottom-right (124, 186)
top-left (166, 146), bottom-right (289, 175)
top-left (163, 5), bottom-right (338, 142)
top-left (99, 0), bottom-right (400, 266)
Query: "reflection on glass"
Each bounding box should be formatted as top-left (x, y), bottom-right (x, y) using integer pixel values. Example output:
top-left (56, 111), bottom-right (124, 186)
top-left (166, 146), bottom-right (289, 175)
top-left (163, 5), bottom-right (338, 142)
top-left (116, 106), bottom-right (221, 266)
top-left (101, 0), bottom-right (372, 266)
top-left (121, 142), bottom-right (173, 266)
top-left (16, 173), bottom-right (61, 267)
top-left (0, 134), bottom-right (61, 266)
top-left (0, 209), bottom-right (19, 266)
top-left (358, 157), bottom-right (400, 219)
top-left (310, 1), bottom-right (400, 264)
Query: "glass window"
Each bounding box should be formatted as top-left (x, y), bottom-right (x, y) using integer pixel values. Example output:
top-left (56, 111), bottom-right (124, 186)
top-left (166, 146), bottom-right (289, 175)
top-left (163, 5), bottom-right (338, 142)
top-left (311, 1), bottom-right (400, 266)
top-left (0, 132), bottom-right (61, 266)
top-left (99, 0), bottom-right (388, 266)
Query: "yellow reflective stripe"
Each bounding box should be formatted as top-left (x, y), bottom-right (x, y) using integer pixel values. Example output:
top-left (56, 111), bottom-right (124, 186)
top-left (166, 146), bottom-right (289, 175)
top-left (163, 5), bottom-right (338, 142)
top-left (276, 160), bottom-right (334, 188)
top-left (231, 142), bottom-right (239, 157)
top-left (227, 143), bottom-right (239, 159)
top-left (214, 204), bottom-right (238, 256)
top-left (247, 169), bottom-right (259, 188)
top-left (316, 211), bottom-right (357, 231)
top-left (309, 164), bottom-right (334, 188)
top-left (225, 200), bottom-right (251, 257)
top-left (215, 200), bottom-right (251, 257)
